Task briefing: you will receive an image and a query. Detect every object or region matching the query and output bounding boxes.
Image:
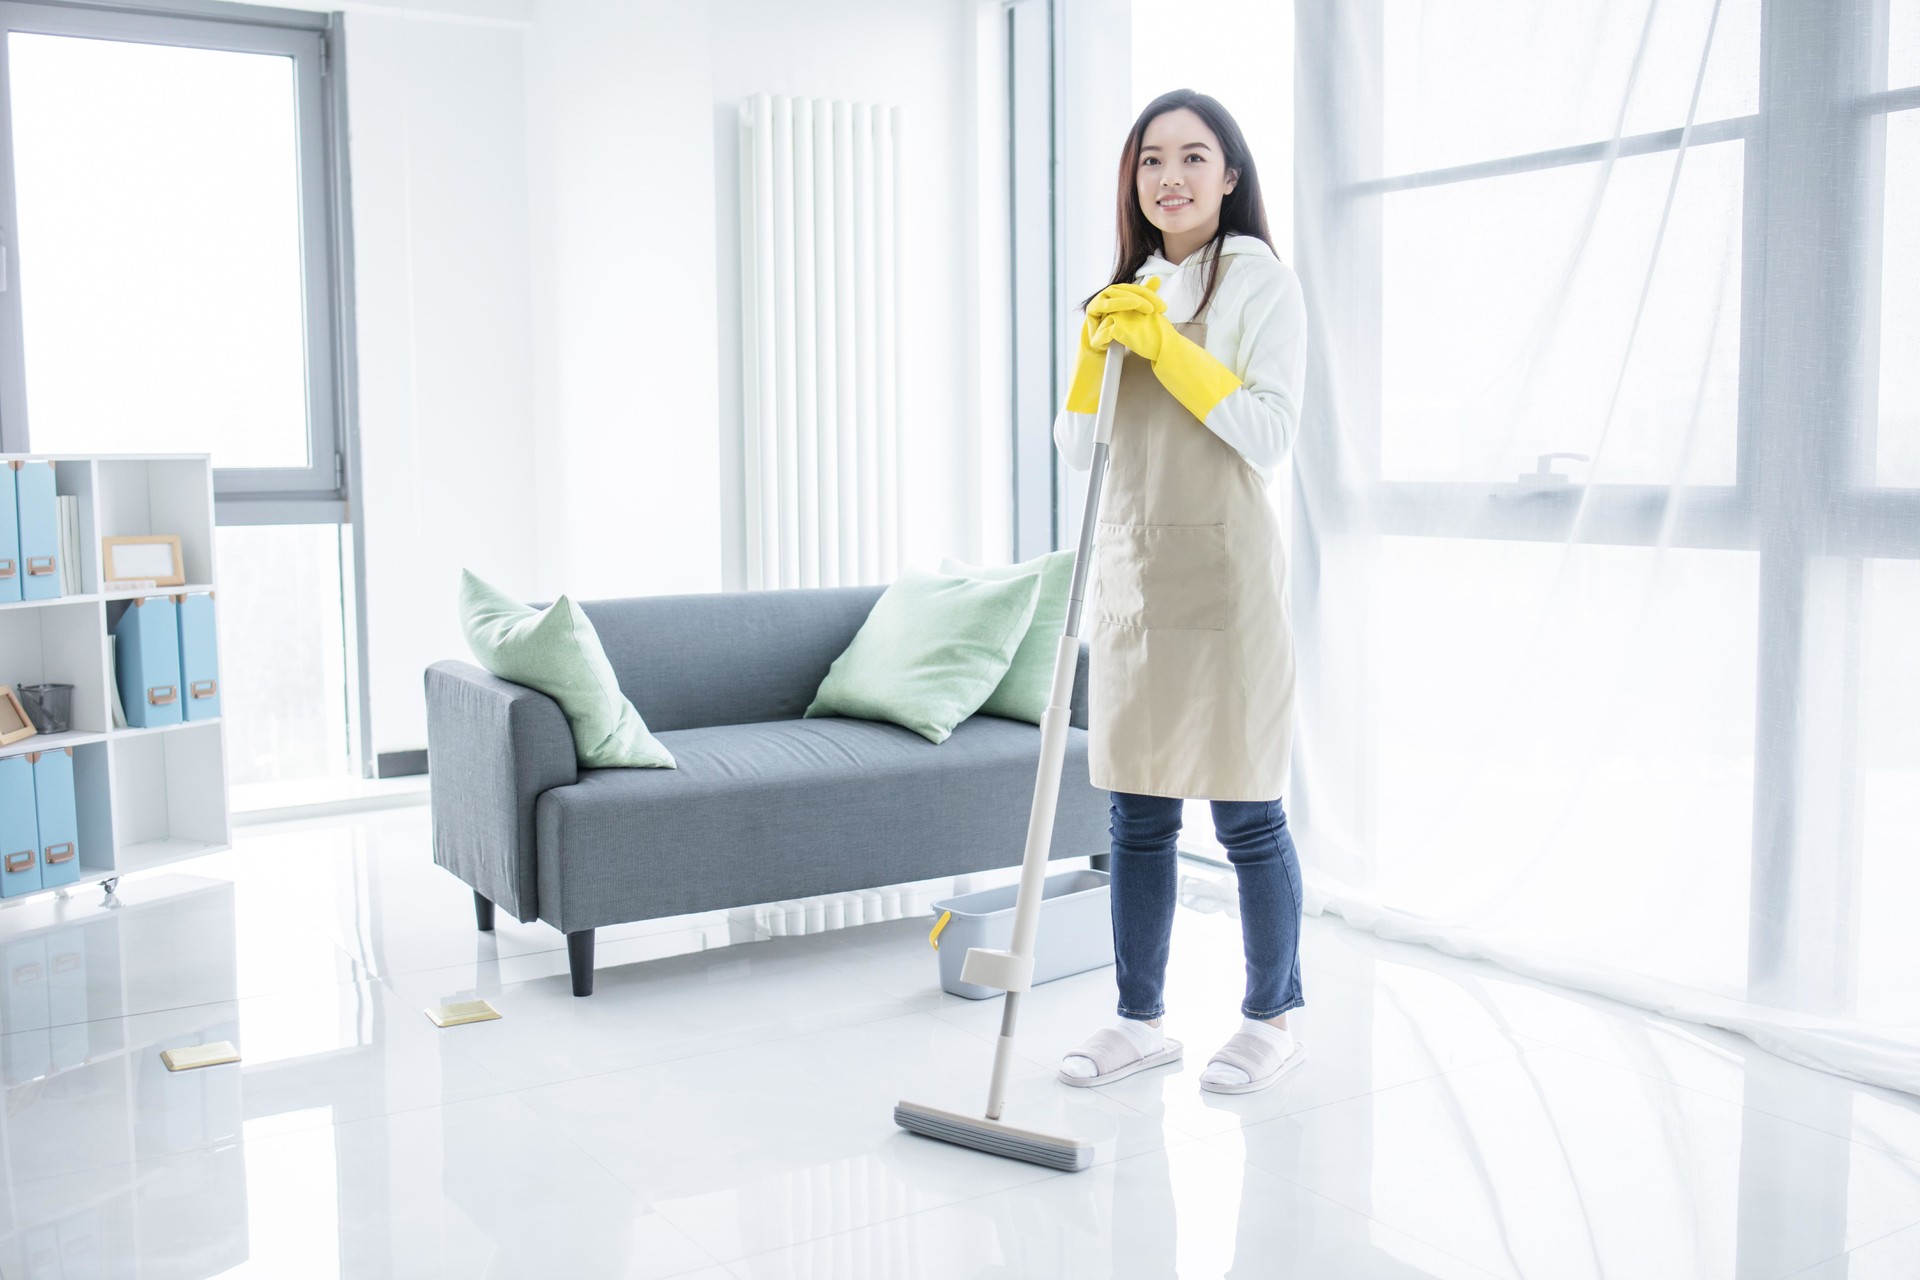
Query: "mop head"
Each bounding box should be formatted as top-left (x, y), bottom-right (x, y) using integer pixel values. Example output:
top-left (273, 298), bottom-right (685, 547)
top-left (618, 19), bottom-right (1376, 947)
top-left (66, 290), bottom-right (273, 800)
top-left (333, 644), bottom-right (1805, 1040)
top-left (894, 1100), bottom-right (1094, 1172)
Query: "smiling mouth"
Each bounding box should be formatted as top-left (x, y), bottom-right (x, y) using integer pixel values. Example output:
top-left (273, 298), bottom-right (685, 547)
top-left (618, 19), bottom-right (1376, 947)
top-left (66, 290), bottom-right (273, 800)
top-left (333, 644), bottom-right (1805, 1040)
top-left (1158, 197), bottom-right (1192, 209)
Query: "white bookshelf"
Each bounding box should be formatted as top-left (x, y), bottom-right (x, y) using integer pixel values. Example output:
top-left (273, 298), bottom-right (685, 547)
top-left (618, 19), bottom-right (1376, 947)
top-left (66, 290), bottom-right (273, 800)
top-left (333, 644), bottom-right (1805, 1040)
top-left (0, 454), bottom-right (231, 903)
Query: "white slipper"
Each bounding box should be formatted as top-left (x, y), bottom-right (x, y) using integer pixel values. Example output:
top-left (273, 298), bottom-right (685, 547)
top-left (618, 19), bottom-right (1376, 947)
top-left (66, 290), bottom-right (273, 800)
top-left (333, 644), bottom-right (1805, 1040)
top-left (1199, 1029), bottom-right (1306, 1095)
top-left (1056, 1027), bottom-right (1184, 1088)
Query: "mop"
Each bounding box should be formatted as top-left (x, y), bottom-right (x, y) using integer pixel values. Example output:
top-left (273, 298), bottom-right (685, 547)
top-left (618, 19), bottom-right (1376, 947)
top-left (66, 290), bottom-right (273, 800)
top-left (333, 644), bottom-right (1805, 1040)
top-left (893, 341), bottom-right (1129, 1173)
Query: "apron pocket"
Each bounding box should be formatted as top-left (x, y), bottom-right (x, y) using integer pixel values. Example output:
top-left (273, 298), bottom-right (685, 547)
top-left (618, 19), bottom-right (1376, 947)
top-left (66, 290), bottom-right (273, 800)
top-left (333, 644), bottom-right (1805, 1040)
top-left (1095, 522), bottom-right (1228, 631)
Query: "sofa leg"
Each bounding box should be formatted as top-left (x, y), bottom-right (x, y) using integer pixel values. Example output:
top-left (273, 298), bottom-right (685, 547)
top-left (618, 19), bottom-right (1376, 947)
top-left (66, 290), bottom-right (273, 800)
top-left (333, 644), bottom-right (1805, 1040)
top-left (568, 929), bottom-right (596, 997)
top-left (474, 891), bottom-right (496, 932)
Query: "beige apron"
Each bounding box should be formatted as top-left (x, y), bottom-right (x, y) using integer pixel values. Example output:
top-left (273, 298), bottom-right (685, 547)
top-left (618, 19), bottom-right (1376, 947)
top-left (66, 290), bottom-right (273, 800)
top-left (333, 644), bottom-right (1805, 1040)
top-left (1088, 259), bottom-right (1296, 801)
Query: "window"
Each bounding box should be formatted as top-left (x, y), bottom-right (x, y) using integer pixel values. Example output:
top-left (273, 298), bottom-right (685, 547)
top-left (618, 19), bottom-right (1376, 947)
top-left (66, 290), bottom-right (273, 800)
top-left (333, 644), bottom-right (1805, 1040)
top-left (215, 523), bottom-right (355, 811)
top-left (0, 2), bottom-right (347, 507)
top-left (0, 0), bottom-right (362, 795)
top-left (1378, 139), bottom-right (1745, 487)
top-left (1295, 0), bottom-right (1919, 1010)
top-left (1339, 0), bottom-right (1763, 513)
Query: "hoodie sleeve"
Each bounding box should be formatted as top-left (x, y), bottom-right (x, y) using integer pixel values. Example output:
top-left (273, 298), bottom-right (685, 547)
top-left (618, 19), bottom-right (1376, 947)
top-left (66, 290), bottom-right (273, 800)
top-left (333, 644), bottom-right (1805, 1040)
top-left (1053, 405), bottom-right (1097, 472)
top-left (1202, 258), bottom-right (1309, 475)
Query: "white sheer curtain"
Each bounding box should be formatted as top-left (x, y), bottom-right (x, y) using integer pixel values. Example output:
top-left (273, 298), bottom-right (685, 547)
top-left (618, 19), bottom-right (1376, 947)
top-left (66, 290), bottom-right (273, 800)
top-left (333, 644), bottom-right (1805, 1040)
top-left (1279, 0), bottom-right (1920, 1095)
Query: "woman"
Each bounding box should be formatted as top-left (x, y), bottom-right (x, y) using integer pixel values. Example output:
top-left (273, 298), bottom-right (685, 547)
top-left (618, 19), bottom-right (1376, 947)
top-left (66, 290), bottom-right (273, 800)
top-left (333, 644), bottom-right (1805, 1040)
top-left (1053, 89), bottom-right (1309, 1095)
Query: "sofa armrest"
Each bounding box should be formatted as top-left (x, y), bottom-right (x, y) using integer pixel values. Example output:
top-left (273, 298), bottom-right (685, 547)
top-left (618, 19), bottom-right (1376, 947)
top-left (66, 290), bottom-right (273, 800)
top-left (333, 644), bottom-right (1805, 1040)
top-left (1071, 639), bottom-right (1091, 731)
top-left (425, 660), bottom-right (578, 923)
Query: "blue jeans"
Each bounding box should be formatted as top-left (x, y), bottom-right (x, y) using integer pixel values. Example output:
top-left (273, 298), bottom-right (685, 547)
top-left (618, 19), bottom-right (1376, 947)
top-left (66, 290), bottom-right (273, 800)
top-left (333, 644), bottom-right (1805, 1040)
top-left (1108, 791), bottom-right (1305, 1022)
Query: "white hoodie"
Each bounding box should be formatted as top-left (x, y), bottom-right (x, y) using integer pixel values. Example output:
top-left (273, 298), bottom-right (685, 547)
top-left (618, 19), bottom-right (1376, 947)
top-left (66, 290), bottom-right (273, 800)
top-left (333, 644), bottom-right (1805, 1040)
top-left (1052, 233), bottom-right (1308, 485)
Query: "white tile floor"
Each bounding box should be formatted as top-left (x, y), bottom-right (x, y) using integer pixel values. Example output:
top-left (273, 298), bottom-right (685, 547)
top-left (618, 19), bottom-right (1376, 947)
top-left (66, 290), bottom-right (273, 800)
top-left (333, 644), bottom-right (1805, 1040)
top-left (2, 806), bottom-right (1917, 1279)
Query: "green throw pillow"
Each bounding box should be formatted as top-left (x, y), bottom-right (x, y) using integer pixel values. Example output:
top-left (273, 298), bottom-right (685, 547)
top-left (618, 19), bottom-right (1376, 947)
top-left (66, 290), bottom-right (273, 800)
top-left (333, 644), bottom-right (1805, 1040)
top-left (940, 549), bottom-right (1073, 724)
top-left (805, 566), bottom-right (1044, 744)
top-left (457, 569), bottom-right (675, 769)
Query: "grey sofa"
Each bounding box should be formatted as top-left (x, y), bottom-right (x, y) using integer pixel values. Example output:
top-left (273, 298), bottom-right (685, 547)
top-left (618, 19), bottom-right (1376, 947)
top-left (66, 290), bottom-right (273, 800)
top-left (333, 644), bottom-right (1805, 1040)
top-left (424, 585), bottom-right (1110, 995)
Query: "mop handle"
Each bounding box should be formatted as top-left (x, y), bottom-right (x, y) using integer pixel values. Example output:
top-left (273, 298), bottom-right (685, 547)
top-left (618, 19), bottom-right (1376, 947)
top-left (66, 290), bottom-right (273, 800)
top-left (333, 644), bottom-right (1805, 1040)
top-left (984, 341), bottom-right (1127, 1122)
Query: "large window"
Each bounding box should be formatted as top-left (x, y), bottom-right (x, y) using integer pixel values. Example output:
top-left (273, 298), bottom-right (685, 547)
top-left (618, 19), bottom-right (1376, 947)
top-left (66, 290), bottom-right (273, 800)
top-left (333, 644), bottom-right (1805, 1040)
top-left (8, 31), bottom-right (310, 470)
top-left (0, 0), bottom-right (360, 796)
top-left (1333, 0), bottom-right (1764, 523)
top-left (1292, 0), bottom-right (1917, 1021)
top-left (0, 2), bottom-right (347, 505)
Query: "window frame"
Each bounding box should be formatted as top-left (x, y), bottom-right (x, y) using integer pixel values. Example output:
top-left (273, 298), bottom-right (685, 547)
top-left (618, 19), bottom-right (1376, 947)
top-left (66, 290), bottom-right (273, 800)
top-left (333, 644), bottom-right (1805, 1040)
top-left (1006, 0), bottom-right (1059, 562)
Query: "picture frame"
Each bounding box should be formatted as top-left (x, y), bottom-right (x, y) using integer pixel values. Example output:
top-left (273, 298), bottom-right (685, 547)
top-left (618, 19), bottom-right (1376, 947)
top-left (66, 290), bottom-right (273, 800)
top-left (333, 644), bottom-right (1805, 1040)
top-left (101, 535), bottom-right (186, 587)
top-left (0, 686), bottom-right (37, 746)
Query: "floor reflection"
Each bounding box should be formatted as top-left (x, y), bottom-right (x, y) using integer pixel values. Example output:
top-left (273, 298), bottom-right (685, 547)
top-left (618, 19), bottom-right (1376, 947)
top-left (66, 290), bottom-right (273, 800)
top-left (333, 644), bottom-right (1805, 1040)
top-left (0, 824), bottom-right (1913, 1277)
top-left (3, 880), bottom-right (248, 1277)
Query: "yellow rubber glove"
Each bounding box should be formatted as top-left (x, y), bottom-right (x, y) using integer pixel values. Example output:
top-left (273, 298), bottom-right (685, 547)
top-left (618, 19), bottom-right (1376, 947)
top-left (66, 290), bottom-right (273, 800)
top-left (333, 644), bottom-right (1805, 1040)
top-left (1066, 279), bottom-right (1167, 413)
top-left (1087, 278), bottom-right (1166, 323)
top-left (1065, 313), bottom-right (1109, 414)
top-left (1097, 306), bottom-right (1243, 424)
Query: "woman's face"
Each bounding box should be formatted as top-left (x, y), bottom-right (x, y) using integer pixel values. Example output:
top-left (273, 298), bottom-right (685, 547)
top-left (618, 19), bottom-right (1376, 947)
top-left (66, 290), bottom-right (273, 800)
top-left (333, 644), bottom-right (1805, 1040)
top-left (1135, 107), bottom-right (1238, 245)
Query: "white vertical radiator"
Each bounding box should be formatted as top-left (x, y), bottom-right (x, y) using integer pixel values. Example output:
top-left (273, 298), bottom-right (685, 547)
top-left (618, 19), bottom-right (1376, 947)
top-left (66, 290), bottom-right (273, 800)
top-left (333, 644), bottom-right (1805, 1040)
top-left (740, 93), bottom-right (904, 590)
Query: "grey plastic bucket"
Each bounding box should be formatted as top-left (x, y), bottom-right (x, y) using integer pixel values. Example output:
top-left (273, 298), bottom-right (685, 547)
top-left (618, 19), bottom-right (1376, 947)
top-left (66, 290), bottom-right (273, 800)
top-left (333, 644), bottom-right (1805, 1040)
top-left (929, 868), bottom-right (1115, 1000)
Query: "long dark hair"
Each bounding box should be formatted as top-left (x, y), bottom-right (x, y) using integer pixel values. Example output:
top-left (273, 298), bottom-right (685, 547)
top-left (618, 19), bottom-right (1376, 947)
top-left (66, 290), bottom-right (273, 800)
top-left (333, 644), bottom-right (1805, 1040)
top-left (1082, 90), bottom-right (1273, 321)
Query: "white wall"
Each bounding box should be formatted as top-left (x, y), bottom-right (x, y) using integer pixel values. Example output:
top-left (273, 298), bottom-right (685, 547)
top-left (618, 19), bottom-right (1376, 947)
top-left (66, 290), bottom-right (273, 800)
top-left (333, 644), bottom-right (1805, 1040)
top-left (523, 0), bottom-right (722, 604)
top-left (526, 0), bottom-right (999, 601)
top-left (339, 0), bottom-right (1004, 759)
top-left (702, 0), bottom-right (999, 588)
top-left (339, 2), bottom-right (538, 761)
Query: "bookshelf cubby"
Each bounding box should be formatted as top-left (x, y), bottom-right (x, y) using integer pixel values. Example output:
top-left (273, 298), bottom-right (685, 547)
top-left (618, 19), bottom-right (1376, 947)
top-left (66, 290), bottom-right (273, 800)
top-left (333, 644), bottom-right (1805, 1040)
top-left (1, 454), bottom-right (231, 903)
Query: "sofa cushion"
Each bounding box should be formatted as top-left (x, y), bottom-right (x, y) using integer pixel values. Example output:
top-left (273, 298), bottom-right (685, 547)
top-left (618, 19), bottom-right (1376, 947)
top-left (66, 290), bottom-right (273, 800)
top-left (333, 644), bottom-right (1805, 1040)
top-left (940, 549), bottom-right (1074, 725)
top-left (532, 714), bottom-right (1111, 932)
top-left (459, 569), bottom-right (675, 769)
top-left (804, 567), bottom-right (1043, 744)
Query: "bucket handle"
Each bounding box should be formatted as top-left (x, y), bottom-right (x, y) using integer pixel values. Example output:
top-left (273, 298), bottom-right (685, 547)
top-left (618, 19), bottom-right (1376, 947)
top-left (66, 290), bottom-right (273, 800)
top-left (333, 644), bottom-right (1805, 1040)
top-left (928, 911), bottom-right (952, 950)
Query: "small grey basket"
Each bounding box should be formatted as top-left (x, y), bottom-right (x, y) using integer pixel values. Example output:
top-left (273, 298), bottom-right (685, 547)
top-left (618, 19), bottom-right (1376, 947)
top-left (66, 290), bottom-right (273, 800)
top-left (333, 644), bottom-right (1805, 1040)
top-left (929, 868), bottom-right (1115, 1000)
top-left (16, 683), bottom-right (74, 734)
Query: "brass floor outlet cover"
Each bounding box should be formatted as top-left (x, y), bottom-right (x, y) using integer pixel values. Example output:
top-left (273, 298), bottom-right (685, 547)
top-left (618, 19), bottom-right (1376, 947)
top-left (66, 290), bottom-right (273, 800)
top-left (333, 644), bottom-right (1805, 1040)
top-left (426, 999), bottom-right (502, 1028)
top-left (161, 1042), bottom-right (241, 1072)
